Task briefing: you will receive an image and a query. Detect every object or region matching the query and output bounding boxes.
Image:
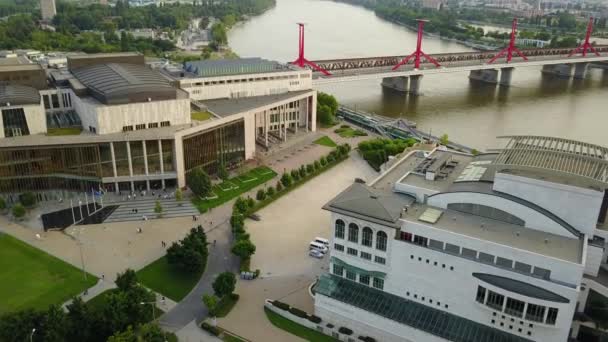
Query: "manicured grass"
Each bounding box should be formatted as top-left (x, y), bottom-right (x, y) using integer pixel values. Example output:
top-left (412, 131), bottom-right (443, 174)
top-left (264, 308), bottom-right (337, 342)
top-left (46, 127), bottom-right (83, 136)
top-left (0, 233), bottom-right (97, 314)
top-left (191, 111), bottom-right (213, 121)
top-left (136, 256), bottom-right (204, 302)
top-left (334, 126), bottom-right (368, 138)
top-left (314, 136), bottom-right (337, 147)
top-left (215, 294), bottom-right (239, 318)
top-left (222, 334), bottom-right (247, 342)
top-left (193, 166), bottom-right (277, 212)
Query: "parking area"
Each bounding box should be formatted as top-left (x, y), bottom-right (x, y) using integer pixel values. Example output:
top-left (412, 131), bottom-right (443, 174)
top-left (217, 153), bottom-right (378, 341)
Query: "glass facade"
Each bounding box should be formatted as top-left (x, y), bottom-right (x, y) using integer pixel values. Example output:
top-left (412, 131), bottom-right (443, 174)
top-left (183, 120), bottom-right (245, 175)
top-left (130, 141), bottom-right (146, 175)
top-left (146, 140), bottom-right (161, 174)
top-left (2, 108), bottom-right (30, 137)
top-left (161, 139), bottom-right (174, 172)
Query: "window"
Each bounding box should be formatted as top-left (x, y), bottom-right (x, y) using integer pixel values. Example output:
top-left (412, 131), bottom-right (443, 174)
top-left (359, 275), bottom-right (370, 285)
top-left (533, 267), bottom-right (551, 279)
top-left (348, 223), bottom-right (359, 243)
top-left (374, 256), bottom-right (386, 265)
top-left (43, 95), bottom-right (50, 109)
top-left (505, 298), bottom-right (525, 318)
top-left (496, 257), bottom-right (513, 269)
top-left (51, 94), bottom-right (60, 108)
top-left (160, 121), bottom-right (170, 127)
top-left (346, 270), bottom-right (356, 281)
top-left (136, 124), bottom-right (146, 130)
top-left (462, 248), bottom-right (477, 259)
top-left (2, 108), bottom-right (30, 137)
top-left (478, 252), bottom-right (495, 264)
top-left (148, 122), bottom-right (158, 128)
top-left (476, 286), bottom-right (486, 303)
top-left (428, 239), bottom-right (443, 250)
top-left (334, 244), bottom-right (344, 252)
top-left (445, 243), bottom-right (460, 255)
top-left (347, 247), bottom-right (358, 256)
top-left (376, 231), bottom-right (387, 251)
top-left (122, 125), bottom-right (133, 132)
top-left (335, 220), bottom-right (345, 239)
top-left (546, 308), bottom-right (558, 325)
top-left (514, 262), bottom-right (532, 274)
top-left (447, 203), bottom-right (525, 226)
top-left (413, 235), bottom-right (428, 246)
top-left (360, 252), bottom-right (371, 260)
top-left (525, 304), bottom-right (545, 323)
top-left (333, 264), bottom-right (344, 277)
top-left (373, 278), bottom-right (384, 290)
top-left (486, 291), bottom-right (505, 311)
top-left (399, 231), bottom-right (413, 242)
top-left (362, 227), bottom-right (373, 247)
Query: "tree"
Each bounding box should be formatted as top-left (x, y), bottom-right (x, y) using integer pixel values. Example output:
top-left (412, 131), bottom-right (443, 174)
top-left (41, 305), bottom-right (68, 342)
top-left (256, 189), bottom-right (266, 201)
top-left (12, 203), bottom-right (25, 218)
top-left (202, 294), bottom-right (218, 316)
top-left (187, 167), bottom-right (212, 197)
top-left (115, 269), bottom-right (138, 291)
top-left (218, 161), bottom-right (229, 180)
top-left (233, 197), bottom-right (248, 214)
top-left (317, 104), bottom-right (334, 126)
top-left (166, 228), bottom-right (208, 273)
top-left (212, 272), bottom-right (236, 297)
top-left (320, 156), bottom-right (327, 166)
top-left (439, 134), bottom-right (449, 146)
top-left (65, 297), bottom-right (94, 342)
top-left (266, 186), bottom-right (275, 197)
top-left (276, 181), bottom-right (283, 192)
top-left (138, 323), bottom-right (166, 342)
top-left (107, 325), bottom-right (137, 342)
top-left (231, 239), bottom-right (256, 259)
top-left (19, 192), bottom-right (36, 207)
top-left (0, 309), bottom-right (45, 342)
top-left (175, 188), bottom-right (183, 203)
top-left (154, 200), bottom-right (163, 216)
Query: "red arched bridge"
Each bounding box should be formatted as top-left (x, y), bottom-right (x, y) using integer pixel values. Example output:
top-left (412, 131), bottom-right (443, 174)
top-left (291, 19), bottom-right (608, 93)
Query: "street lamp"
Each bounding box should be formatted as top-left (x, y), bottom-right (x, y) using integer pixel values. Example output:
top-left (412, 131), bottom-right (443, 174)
top-left (75, 227), bottom-right (87, 281)
top-left (29, 328), bottom-right (36, 342)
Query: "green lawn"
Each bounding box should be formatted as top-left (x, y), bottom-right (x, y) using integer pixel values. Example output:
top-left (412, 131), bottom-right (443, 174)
top-left (191, 111), bottom-right (213, 121)
top-left (334, 126), bottom-right (368, 138)
top-left (264, 308), bottom-right (337, 342)
top-left (46, 127), bottom-right (83, 136)
top-left (222, 334), bottom-right (247, 342)
top-left (193, 166), bottom-right (277, 212)
top-left (314, 136), bottom-right (337, 147)
top-left (136, 256), bottom-right (204, 302)
top-left (0, 233), bottom-right (97, 314)
top-left (215, 294), bottom-right (239, 318)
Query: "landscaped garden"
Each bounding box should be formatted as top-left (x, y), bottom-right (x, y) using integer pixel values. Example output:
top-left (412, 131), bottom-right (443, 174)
top-left (192, 166), bottom-right (277, 212)
top-left (0, 233), bottom-right (97, 314)
top-left (314, 135), bottom-right (337, 147)
top-left (334, 125), bottom-right (368, 138)
top-left (46, 127), bottom-right (83, 136)
top-left (264, 307), bottom-right (337, 342)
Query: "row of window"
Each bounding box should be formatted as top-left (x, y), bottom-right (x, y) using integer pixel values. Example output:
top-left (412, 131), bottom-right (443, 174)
top-left (334, 244), bottom-right (386, 265)
top-left (122, 121), bottom-right (169, 132)
top-left (398, 231), bottom-right (551, 280)
top-left (332, 264), bottom-right (384, 290)
top-left (186, 74), bottom-right (301, 87)
top-left (410, 254), bottom-right (454, 271)
top-left (490, 317), bottom-right (533, 337)
top-left (405, 291), bottom-right (449, 309)
top-left (335, 220), bottom-right (387, 251)
top-left (476, 286), bottom-right (558, 325)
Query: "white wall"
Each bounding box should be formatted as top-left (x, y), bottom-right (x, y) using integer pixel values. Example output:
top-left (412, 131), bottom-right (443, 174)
top-left (493, 172), bottom-right (604, 236)
top-left (0, 102), bottom-right (46, 138)
top-left (180, 69), bottom-right (312, 101)
top-left (585, 242), bottom-right (603, 277)
top-left (428, 191), bottom-right (578, 238)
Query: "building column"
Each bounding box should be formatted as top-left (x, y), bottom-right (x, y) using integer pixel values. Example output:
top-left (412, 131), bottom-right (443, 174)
top-left (304, 98), bottom-right (309, 132)
top-left (265, 110), bottom-right (268, 147)
top-left (573, 62), bottom-right (589, 79)
top-left (381, 76), bottom-right (409, 92)
top-left (125, 141), bottom-right (134, 192)
top-left (110, 142), bottom-right (119, 194)
top-left (295, 102), bottom-right (298, 134)
top-left (499, 67), bottom-right (514, 86)
top-left (310, 92), bottom-right (317, 132)
top-left (409, 75), bottom-right (423, 96)
top-left (142, 141), bottom-right (150, 191)
top-left (469, 69), bottom-right (498, 84)
top-left (283, 105), bottom-right (287, 142)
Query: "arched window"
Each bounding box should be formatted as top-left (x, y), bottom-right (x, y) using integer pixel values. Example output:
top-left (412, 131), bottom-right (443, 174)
top-left (362, 227), bottom-right (373, 247)
top-left (335, 220), bottom-right (345, 239)
top-left (376, 231), bottom-right (387, 251)
top-left (348, 223), bottom-right (359, 243)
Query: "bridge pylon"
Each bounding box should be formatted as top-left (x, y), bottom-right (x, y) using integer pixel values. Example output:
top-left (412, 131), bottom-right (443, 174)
top-left (393, 19), bottom-right (441, 70)
top-left (290, 23), bottom-right (331, 76)
top-left (569, 17), bottom-right (600, 58)
top-left (488, 18), bottom-right (528, 64)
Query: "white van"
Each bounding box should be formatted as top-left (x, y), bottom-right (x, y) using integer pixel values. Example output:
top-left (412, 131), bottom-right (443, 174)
top-left (313, 237), bottom-right (330, 247)
top-left (309, 241), bottom-right (328, 254)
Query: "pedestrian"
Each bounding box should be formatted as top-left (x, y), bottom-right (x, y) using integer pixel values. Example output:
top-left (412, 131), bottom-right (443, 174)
top-left (128, 195), bottom-right (131, 201)
top-left (135, 208), bottom-right (138, 214)
top-left (152, 191), bottom-right (155, 197)
top-left (192, 215), bottom-right (196, 221)
top-left (102, 274), bottom-right (105, 281)
top-left (213, 240), bottom-right (216, 246)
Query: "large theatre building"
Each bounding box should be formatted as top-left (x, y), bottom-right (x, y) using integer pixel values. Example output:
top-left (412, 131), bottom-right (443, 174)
top-left (0, 53), bottom-right (316, 202)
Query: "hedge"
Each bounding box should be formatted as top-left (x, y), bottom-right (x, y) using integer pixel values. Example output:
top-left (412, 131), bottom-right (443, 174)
top-left (339, 327), bottom-right (353, 335)
top-left (201, 322), bottom-right (221, 336)
top-left (289, 307), bottom-right (308, 319)
top-left (272, 300), bottom-right (290, 311)
top-left (308, 315), bottom-right (322, 324)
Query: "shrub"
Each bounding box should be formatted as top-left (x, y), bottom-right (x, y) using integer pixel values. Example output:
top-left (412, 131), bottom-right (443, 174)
top-left (339, 327), bottom-right (353, 335)
top-left (213, 272), bottom-right (236, 297)
top-left (200, 322), bottom-right (221, 336)
top-left (313, 160), bottom-right (321, 170)
top-left (19, 192), bottom-right (36, 207)
top-left (187, 167), bottom-right (212, 197)
top-left (289, 307), bottom-right (308, 318)
top-left (308, 315), bottom-right (322, 324)
top-left (12, 203), bottom-right (25, 218)
top-left (246, 197), bottom-right (255, 209)
top-left (266, 186), bottom-right (275, 197)
top-left (326, 154), bottom-right (335, 163)
top-left (233, 197), bottom-right (248, 214)
top-left (299, 166), bottom-right (306, 178)
top-left (320, 156), bottom-right (327, 166)
top-left (175, 188), bottom-right (183, 202)
top-left (341, 124), bottom-right (350, 128)
top-left (272, 300), bottom-right (290, 311)
top-left (359, 336), bottom-right (376, 342)
top-left (256, 189), bottom-right (266, 201)
top-left (218, 161), bottom-right (229, 180)
top-left (276, 181), bottom-right (283, 192)
top-left (306, 164), bottom-right (314, 173)
top-left (154, 200), bottom-right (163, 215)
top-left (231, 238), bottom-right (256, 259)
top-left (280, 173), bottom-right (292, 188)
top-left (326, 323), bottom-right (334, 329)
top-left (290, 169), bottom-right (300, 182)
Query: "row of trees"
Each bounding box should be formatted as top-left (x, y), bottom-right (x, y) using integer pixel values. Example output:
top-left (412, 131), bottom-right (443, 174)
top-left (0, 270), bottom-right (167, 342)
top-left (358, 138), bottom-right (417, 171)
top-left (202, 271), bottom-right (237, 317)
top-left (317, 92), bottom-right (339, 126)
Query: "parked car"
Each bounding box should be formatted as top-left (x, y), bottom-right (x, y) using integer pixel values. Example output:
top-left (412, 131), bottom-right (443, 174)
top-left (309, 249), bottom-right (325, 259)
top-left (313, 237), bottom-right (330, 247)
top-left (309, 241), bottom-right (329, 254)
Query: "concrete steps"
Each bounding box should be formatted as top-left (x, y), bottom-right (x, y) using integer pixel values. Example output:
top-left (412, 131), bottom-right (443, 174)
top-left (104, 198), bottom-right (199, 223)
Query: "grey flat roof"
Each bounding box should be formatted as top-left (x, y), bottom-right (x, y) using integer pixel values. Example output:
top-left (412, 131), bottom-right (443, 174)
top-left (184, 57), bottom-right (291, 77)
top-left (71, 63), bottom-right (177, 105)
top-left (0, 64), bottom-right (43, 72)
top-left (473, 273), bottom-right (570, 303)
top-left (397, 151), bottom-right (474, 192)
top-left (0, 83), bottom-right (40, 106)
top-left (401, 202), bottom-right (582, 263)
top-left (68, 52), bottom-right (142, 60)
top-left (203, 90), bottom-right (312, 117)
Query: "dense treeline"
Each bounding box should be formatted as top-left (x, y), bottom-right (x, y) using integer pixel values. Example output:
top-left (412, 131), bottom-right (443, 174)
top-left (0, 0), bottom-right (275, 54)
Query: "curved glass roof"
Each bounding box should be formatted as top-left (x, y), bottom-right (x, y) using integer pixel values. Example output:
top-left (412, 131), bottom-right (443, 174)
top-left (473, 273), bottom-right (570, 303)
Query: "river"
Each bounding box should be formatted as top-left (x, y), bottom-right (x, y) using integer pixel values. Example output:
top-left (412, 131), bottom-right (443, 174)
top-left (228, 0), bottom-right (608, 149)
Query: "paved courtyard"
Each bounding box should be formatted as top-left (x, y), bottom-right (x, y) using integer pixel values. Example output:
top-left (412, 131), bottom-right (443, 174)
top-left (218, 153), bottom-right (378, 342)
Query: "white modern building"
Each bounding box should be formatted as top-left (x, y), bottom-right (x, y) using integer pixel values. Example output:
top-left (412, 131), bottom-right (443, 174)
top-left (314, 136), bottom-right (608, 342)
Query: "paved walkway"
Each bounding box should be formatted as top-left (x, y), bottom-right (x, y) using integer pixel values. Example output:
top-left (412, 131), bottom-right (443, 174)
top-left (175, 320), bottom-right (222, 342)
